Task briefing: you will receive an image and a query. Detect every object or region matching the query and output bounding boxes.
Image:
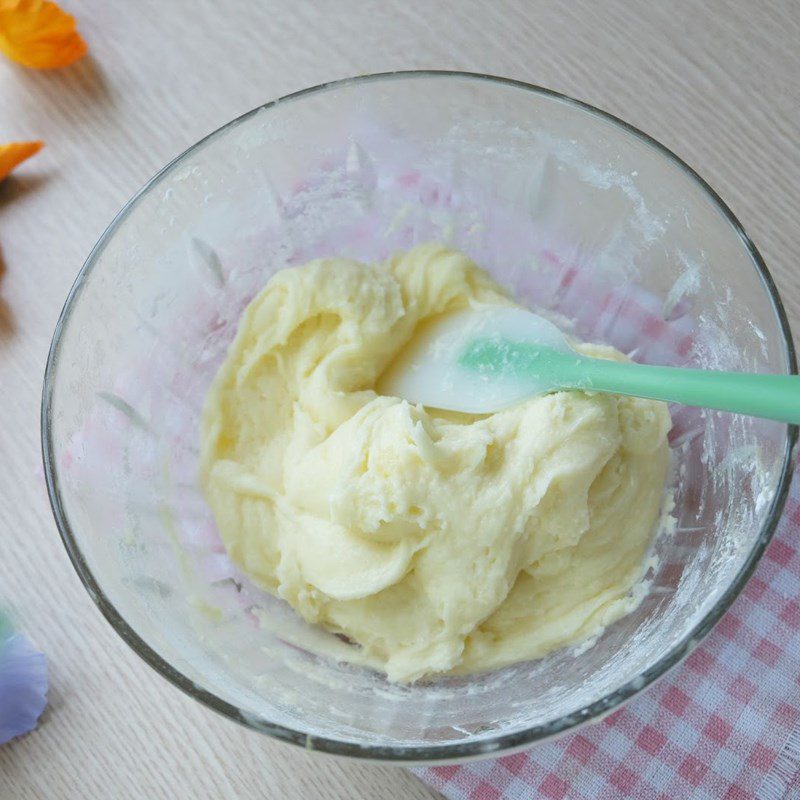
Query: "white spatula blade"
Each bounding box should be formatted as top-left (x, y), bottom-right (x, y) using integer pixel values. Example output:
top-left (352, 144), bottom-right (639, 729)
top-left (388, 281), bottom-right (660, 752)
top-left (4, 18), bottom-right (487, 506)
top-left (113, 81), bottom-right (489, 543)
top-left (379, 306), bottom-right (572, 414)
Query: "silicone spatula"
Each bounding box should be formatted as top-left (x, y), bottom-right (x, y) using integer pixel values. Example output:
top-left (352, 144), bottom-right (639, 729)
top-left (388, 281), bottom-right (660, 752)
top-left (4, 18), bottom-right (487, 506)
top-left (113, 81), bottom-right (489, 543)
top-left (378, 306), bottom-right (800, 422)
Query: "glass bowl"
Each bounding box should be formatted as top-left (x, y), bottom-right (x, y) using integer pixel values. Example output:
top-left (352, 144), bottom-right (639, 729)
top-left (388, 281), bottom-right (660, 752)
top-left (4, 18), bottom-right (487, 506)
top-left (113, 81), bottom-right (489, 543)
top-left (42, 71), bottom-right (796, 762)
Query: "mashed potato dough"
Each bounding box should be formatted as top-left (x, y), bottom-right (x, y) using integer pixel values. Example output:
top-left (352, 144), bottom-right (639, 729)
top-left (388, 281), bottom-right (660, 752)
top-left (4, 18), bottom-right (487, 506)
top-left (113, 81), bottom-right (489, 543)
top-left (200, 244), bottom-right (671, 683)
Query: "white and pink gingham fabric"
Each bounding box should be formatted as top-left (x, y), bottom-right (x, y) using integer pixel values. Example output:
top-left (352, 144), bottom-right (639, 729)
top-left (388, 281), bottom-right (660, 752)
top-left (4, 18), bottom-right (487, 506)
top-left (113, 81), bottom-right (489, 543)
top-left (230, 127), bottom-right (800, 796)
top-left (415, 471), bottom-right (800, 799)
top-left (302, 122), bottom-right (800, 800)
top-left (72, 121), bottom-right (799, 798)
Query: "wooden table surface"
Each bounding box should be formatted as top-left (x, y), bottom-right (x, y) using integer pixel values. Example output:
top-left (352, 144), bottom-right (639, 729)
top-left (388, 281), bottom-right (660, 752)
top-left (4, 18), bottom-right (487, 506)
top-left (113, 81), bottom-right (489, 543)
top-left (1, 1), bottom-right (798, 797)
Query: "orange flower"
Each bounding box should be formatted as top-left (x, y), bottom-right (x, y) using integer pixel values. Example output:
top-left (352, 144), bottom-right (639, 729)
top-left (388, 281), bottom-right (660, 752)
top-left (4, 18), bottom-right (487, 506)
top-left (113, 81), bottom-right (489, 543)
top-left (0, 141), bottom-right (43, 181)
top-left (0, 0), bottom-right (86, 69)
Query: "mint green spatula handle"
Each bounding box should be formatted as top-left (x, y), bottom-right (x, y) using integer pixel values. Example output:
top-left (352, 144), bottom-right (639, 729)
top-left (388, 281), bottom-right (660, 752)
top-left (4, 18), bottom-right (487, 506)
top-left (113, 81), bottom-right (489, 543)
top-left (564, 358), bottom-right (800, 424)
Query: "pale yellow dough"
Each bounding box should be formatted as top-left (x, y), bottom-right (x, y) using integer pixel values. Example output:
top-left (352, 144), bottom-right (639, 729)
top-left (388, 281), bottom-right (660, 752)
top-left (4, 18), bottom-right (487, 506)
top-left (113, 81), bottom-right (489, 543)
top-left (200, 244), bottom-right (671, 683)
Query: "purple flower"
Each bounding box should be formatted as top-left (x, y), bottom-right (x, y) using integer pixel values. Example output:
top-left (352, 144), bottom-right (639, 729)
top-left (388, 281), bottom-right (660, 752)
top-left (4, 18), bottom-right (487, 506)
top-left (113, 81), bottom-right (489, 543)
top-left (0, 621), bottom-right (48, 745)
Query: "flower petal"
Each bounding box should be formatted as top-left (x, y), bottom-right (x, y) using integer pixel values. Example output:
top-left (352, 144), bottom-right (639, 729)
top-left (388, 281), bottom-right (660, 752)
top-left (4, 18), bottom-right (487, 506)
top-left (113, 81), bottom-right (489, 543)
top-left (0, 0), bottom-right (87, 69)
top-left (0, 140), bottom-right (43, 181)
top-left (0, 633), bottom-right (48, 744)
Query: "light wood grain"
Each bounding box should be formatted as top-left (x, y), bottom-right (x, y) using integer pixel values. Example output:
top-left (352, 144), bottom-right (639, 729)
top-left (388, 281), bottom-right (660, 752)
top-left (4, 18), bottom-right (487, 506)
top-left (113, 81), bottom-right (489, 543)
top-left (1, 1), bottom-right (798, 797)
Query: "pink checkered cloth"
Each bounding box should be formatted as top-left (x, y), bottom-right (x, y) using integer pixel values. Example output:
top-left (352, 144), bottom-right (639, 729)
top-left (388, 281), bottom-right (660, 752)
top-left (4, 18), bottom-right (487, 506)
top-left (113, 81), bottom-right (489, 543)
top-left (415, 466), bottom-right (800, 799)
top-left (77, 119), bottom-right (798, 798)
top-left (282, 133), bottom-right (800, 798)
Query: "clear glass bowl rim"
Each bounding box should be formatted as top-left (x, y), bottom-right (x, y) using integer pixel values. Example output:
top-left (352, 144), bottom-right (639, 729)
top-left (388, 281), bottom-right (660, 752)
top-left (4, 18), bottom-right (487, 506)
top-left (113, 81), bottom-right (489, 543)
top-left (41, 70), bottom-right (798, 763)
